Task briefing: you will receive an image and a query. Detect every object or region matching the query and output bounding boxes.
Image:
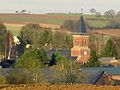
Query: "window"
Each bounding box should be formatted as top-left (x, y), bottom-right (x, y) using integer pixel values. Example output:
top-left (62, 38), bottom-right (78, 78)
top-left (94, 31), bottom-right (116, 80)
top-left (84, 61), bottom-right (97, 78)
top-left (82, 39), bottom-right (86, 46)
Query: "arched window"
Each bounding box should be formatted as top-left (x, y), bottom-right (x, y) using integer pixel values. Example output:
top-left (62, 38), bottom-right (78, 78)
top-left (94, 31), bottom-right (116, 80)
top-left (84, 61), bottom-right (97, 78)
top-left (84, 39), bottom-right (86, 46)
top-left (82, 39), bottom-right (86, 46)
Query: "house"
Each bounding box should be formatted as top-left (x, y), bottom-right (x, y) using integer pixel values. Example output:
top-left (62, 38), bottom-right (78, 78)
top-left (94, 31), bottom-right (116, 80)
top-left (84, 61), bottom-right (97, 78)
top-left (98, 57), bottom-right (120, 66)
top-left (82, 67), bottom-right (120, 85)
top-left (47, 16), bottom-right (90, 64)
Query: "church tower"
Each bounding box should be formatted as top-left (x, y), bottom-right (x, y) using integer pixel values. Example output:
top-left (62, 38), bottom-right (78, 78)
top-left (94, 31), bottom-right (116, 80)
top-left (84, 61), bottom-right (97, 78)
top-left (71, 16), bottom-right (90, 63)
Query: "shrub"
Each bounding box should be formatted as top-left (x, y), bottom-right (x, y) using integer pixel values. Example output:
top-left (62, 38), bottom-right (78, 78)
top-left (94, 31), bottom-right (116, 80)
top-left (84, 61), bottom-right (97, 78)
top-left (0, 75), bottom-right (6, 84)
top-left (52, 61), bottom-right (87, 84)
top-left (6, 70), bottom-right (32, 84)
top-left (5, 69), bottom-right (47, 84)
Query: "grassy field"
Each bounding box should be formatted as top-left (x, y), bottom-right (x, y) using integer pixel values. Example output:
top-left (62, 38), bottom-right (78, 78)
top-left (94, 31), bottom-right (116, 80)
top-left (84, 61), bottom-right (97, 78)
top-left (0, 17), bottom-right (64, 25)
top-left (47, 13), bottom-right (106, 20)
top-left (5, 24), bottom-right (24, 36)
top-left (87, 20), bottom-right (108, 28)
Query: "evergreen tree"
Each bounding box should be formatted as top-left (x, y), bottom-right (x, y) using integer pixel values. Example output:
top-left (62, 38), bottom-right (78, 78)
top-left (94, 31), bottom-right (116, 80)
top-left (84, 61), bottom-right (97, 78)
top-left (38, 30), bottom-right (52, 47)
top-left (102, 39), bottom-right (118, 58)
top-left (0, 23), bottom-right (7, 54)
top-left (85, 51), bottom-right (101, 67)
top-left (15, 49), bottom-right (49, 69)
top-left (49, 53), bottom-right (56, 66)
top-left (49, 51), bottom-right (67, 66)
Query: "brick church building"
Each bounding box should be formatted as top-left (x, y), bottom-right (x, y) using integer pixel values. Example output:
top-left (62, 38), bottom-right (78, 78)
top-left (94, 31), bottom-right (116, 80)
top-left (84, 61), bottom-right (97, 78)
top-left (71, 16), bottom-right (90, 63)
top-left (47, 16), bottom-right (90, 64)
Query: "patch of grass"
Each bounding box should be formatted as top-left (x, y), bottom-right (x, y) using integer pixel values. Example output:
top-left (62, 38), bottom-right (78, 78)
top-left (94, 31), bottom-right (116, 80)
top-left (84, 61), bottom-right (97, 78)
top-left (87, 20), bottom-right (109, 28)
top-left (5, 24), bottom-right (22, 36)
top-left (47, 13), bottom-right (106, 20)
top-left (47, 13), bottom-right (82, 17)
top-left (0, 17), bottom-right (64, 25)
top-left (95, 34), bottom-right (110, 44)
top-left (34, 18), bottom-right (64, 24)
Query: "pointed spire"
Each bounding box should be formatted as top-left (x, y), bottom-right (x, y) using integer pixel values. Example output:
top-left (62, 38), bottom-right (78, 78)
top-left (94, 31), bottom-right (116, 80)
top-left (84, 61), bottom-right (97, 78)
top-left (77, 16), bottom-right (87, 34)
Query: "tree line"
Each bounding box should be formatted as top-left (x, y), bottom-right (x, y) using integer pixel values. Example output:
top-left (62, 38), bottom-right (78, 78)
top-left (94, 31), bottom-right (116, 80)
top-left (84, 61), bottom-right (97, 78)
top-left (61, 9), bottom-right (120, 31)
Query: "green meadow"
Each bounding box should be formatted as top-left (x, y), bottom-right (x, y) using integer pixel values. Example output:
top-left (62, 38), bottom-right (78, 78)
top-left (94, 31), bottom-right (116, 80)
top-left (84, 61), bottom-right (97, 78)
top-left (5, 24), bottom-right (23, 36)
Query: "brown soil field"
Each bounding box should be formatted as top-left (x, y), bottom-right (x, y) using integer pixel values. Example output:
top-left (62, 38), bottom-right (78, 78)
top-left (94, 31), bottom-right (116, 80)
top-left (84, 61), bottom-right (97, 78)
top-left (0, 13), bottom-right (75, 20)
top-left (39, 23), bottom-right (60, 29)
top-left (0, 84), bottom-right (120, 90)
top-left (0, 13), bottom-right (77, 23)
top-left (90, 29), bottom-right (120, 37)
top-left (4, 23), bottom-right (60, 29)
top-left (0, 13), bottom-right (64, 29)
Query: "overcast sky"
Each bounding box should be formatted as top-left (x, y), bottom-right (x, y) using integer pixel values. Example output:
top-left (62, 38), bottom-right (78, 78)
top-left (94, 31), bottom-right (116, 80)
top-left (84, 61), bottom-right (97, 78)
top-left (0, 0), bottom-right (120, 14)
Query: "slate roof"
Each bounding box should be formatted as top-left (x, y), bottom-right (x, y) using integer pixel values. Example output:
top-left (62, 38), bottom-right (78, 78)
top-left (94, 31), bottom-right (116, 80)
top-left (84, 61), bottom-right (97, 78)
top-left (98, 57), bottom-right (116, 63)
top-left (46, 49), bottom-right (77, 60)
top-left (81, 67), bottom-right (120, 84)
top-left (77, 16), bottom-right (87, 34)
top-left (82, 67), bottom-right (120, 75)
top-left (98, 57), bottom-right (116, 60)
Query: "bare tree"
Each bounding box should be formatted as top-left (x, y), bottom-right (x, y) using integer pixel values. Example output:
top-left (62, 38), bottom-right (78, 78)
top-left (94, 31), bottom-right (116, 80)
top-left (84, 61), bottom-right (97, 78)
top-left (90, 8), bottom-right (96, 15)
top-left (61, 20), bottom-right (76, 32)
top-left (117, 11), bottom-right (120, 16)
top-left (21, 9), bottom-right (27, 14)
top-left (15, 11), bottom-right (19, 14)
top-left (104, 10), bottom-right (116, 20)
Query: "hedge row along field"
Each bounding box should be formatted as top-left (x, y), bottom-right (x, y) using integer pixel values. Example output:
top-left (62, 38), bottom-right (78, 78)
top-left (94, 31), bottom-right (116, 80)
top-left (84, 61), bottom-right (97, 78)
top-left (0, 84), bottom-right (120, 90)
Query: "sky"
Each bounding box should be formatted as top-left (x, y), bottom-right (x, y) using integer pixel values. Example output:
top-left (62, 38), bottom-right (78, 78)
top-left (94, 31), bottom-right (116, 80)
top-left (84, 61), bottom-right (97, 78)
top-left (0, 0), bottom-right (120, 14)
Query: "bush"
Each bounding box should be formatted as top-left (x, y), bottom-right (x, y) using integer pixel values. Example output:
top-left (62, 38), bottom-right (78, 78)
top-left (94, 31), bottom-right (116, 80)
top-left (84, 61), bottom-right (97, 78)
top-left (15, 49), bottom-right (49, 69)
top-left (5, 69), bottom-right (47, 84)
top-left (84, 51), bottom-right (101, 67)
top-left (20, 24), bottom-right (53, 49)
top-left (61, 20), bottom-right (77, 32)
top-left (6, 70), bottom-right (32, 84)
top-left (52, 61), bottom-right (87, 84)
top-left (0, 75), bottom-right (6, 84)
top-left (0, 23), bottom-right (7, 35)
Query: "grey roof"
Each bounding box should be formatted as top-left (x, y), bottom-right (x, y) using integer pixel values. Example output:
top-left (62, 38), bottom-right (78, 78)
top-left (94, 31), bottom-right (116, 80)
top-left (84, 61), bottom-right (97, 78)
top-left (98, 57), bottom-right (116, 63)
top-left (81, 67), bottom-right (120, 84)
top-left (77, 16), bottom-right (87, 34)
top-left (98, 57), bottom-right (116, 60)
top-left (47, 49), bottom-right (77, 60)
top-left (82, 67), bottom-right (120, 75)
